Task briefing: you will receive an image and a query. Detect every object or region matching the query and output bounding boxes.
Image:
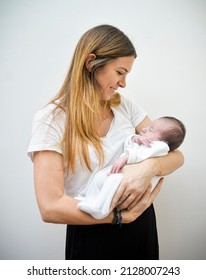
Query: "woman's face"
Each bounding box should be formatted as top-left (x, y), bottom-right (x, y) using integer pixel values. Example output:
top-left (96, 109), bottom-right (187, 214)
top-left (94, 56), bottom-right (135, 101)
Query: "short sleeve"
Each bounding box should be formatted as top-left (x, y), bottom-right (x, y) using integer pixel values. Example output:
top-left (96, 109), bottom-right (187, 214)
top-left (120, 95), bottom-right (147, 127)
top-left (27, 105), bottom-right (65, 161)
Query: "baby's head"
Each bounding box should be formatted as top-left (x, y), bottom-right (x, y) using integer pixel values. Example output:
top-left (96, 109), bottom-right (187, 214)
top-left (159, 116), bottom-right (186, 151)
top-left (140, 116), bottom-right (186, 151)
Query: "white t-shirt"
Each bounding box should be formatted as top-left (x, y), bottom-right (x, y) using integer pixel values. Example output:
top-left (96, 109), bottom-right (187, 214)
top-left (27, 95), bottom-right (147, 197)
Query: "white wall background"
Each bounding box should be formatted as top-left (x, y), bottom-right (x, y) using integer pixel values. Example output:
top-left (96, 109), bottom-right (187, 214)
top-left (0, 0), bottom-right (205, 260)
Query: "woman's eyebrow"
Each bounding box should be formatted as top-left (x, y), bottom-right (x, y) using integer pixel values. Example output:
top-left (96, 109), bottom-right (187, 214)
top-left (118, 67), bottom-right (128, 73)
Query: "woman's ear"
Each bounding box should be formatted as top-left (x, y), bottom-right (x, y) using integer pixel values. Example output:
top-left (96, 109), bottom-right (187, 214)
top-left (85, 53), bottom-right (96, 71)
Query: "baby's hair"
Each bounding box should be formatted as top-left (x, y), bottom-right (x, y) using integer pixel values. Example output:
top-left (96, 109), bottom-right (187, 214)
top-left (160, 116), bottom-right (186, 151)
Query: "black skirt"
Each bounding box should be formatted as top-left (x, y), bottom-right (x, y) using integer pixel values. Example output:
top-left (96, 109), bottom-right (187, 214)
top-left (65, 204), bottom-right (159, 260)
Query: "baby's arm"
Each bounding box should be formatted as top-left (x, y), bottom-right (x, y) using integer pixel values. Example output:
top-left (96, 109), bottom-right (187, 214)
top-left (109, 154), bottom-right (129, 174)
top-left (132, 134), bottom-right (152, 146)
top-left (109, 135), bottom-right (152, 175)
top-left (109, 134), bottom-right (154, 175)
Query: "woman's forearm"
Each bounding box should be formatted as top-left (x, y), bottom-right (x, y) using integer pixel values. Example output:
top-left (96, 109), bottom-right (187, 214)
top-left (154, 149), bottom-right (184, 176)
top-left (141, 149), bottom-right (184, 180)
top-left (40, 194), bottom-right (113, 225)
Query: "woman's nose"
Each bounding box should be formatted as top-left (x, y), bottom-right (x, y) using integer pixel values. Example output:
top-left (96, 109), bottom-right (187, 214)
top-left (119, 78), bottom-right (126, 88)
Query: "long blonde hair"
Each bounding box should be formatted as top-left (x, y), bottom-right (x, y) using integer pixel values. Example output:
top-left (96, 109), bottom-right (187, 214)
top-left (52, 24), bottom-right (137, 173)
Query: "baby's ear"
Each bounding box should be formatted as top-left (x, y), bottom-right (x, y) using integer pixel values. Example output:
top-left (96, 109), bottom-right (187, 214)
top-left (85, 53), bottom-right (96, 71)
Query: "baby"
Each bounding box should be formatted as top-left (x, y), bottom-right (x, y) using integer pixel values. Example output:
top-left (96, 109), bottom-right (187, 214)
top-left (77, 116), bottom-right (186, 219)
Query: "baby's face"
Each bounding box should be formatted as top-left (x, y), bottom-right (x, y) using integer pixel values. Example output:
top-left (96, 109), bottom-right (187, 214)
top-left (140, 118), bottom-right (170, 141)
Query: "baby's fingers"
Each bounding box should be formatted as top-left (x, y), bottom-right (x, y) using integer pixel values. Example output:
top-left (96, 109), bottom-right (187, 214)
top-left (143, 138), bottom-right (152, 147)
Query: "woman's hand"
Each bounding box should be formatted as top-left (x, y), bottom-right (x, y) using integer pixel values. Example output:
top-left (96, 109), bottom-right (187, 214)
top-left (110, 158), bottom-right (161, 211)
top-left (121, 178), bottom-right (163, 223)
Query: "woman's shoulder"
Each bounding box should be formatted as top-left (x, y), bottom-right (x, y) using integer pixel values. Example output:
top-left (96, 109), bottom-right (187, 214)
top-left (33, 102), bottom-right (65, 125)
top-left (120, 94), bottom-right (134, 109)
top-left (117, 94), bottom-right (145, 114)
top-left (114, 94), bottom-right (147, 126)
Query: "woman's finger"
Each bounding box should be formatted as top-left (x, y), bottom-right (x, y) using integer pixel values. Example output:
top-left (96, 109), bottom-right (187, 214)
top-left (127, 177), bottom-right (164, 210)
top-left (117, 192), bottom-right (140, 210)
top-left (126, 184), bottom-right (152, 210)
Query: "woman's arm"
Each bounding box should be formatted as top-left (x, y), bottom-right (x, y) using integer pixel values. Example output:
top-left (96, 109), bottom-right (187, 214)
top-left (33, 150), bottom-right (113, 225)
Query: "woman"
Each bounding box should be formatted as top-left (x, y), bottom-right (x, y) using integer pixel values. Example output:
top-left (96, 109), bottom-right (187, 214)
top-left (28, 24), bottom-right (184, 259)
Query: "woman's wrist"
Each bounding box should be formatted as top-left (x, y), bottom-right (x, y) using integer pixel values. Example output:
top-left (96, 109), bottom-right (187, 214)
top-left (145, 158), bottom-right (162, 177)
top-left (101, 211), bottom-right (114, 224)
top-left (111, 208), bottom-right (122, 226)
top-left (133, 158), bottom-right (161, 179)
top-left (152, 150), bottom-right (184, 176)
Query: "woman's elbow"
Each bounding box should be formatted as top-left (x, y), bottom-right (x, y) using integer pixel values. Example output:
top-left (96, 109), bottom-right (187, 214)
top-left (39, 208), bottom-right (52, 223)
top-left (175, 149), bottom-right (185, 167)
top-left (38, 204), bottom-right (57, 223)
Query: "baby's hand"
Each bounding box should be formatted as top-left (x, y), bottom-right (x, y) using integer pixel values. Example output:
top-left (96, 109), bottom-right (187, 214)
top-left (108, 154), bottom-right (129, 175)
top-left (132, 135), bottom-right (152, 147)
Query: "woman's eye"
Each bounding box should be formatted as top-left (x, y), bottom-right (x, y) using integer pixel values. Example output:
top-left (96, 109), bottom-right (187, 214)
top-left (117, 71), bottom-right (123, 75)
